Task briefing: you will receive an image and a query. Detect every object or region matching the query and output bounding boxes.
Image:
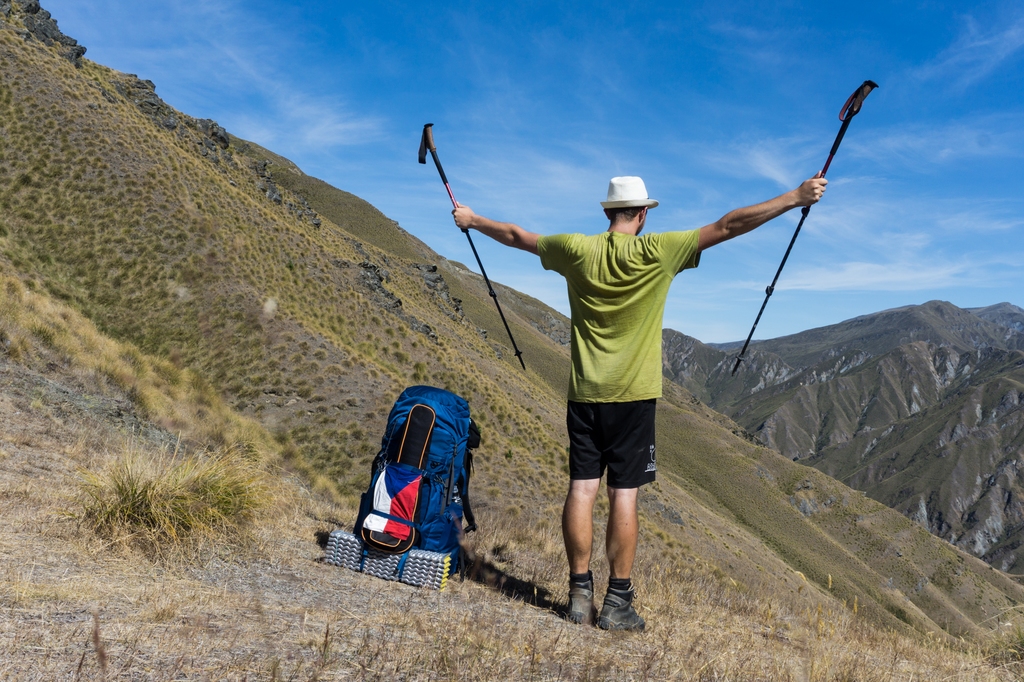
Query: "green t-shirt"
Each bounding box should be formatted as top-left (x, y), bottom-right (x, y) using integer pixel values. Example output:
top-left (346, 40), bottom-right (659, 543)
top-left (537, 229), bottom-right (700, 402)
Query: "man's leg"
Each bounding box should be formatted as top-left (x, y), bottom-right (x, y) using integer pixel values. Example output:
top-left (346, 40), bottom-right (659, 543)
top-left (595, 396), bottom-right (654, 633)
top-left (598, 484), bottom-right (645, 631)
top-left (562, 478), bottom-right (601, 574)
top-left (605, 486), bottom-right (639, 579)
top-left (563, 477), bottom-right (600, 624)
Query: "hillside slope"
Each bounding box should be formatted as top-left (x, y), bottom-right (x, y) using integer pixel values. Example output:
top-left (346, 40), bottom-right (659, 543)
top-left (3, 262), bottom-right (1020, 678)
top-left (2, 3), bottom-right (1024, 677)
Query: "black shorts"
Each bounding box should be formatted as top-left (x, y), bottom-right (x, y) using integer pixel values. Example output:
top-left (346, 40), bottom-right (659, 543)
top-left (566, 399), bottom-right (657, 488)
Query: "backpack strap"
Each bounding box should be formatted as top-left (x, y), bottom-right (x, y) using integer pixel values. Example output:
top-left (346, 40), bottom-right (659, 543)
top-left (396, 550), bottom-right (412, 580)
top-left (367, 509), bottom-right (421, 530)
top-left (462, 427), bottom-right (478, 534)
top-left (463, 494), bottom-right (477, 534)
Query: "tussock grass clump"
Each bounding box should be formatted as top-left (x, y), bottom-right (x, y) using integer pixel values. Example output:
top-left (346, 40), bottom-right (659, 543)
top-left (79, 444), bottom-right (273, 551)
top-left (989, 624), bottom-right (1024, 675)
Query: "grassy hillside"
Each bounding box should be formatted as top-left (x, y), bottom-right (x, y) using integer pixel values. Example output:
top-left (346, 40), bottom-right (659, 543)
top-left (5, 258), bottom-right (1022, 678)
top-left (4, 4), bottom-right (1024, 677)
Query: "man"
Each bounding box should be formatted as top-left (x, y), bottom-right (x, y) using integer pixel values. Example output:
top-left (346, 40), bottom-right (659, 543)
top-left (452, 173), bottom-right (826, 631)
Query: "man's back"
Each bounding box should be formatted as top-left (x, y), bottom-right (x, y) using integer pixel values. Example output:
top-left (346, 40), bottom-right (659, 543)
top-left (537, 229), bottom-right (700, 402)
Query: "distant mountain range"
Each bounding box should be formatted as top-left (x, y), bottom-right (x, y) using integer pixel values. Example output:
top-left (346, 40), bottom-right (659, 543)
top-left (664, 300), bottom-right (1024, 571)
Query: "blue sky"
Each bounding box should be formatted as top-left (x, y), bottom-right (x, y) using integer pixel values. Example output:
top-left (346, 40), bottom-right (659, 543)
top-left (44, 0), bottom-right (1024, 343)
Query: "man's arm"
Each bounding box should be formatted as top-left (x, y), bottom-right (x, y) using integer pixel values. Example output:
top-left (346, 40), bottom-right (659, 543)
top-left (697, 175), bottom-right (827, 252)
top-left (452, 204), bottom-right (540, 255)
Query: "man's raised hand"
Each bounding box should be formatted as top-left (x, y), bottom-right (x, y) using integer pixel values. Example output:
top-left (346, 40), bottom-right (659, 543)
top-left (796, 173), bottom-right (828, 206)
top-left (452, 203), bottom-right (476, 231)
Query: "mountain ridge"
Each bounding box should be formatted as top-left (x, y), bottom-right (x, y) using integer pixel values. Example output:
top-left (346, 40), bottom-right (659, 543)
top-left (664, 300), bottom-right (1024, 572)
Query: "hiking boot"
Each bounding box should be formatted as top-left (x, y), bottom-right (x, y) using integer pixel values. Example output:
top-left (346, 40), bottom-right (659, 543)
top-left (567, 579), bottom-right (595, 625)
top-left (597, 589), bottom-right (645, 632)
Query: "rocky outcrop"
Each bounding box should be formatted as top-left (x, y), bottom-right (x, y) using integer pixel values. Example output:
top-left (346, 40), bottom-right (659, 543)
top-left (3, 1), bottom-right (86, 66)
top-left (196, 118), bottom-right (229, 149)
top-left (112, 74), bottom-right (179, 128)
top-left (415, 264), bottom-right (464, 323)
top-left (529, 312), bottom-right (570, 347)
top-left (106, 74), bottom-right (236, 167)
top-left (248, 162), bottom-right (322, 228)
top-left (254, 160), bottom-right (283, 204)
top-left (350, 258), bottom-right (437, 342)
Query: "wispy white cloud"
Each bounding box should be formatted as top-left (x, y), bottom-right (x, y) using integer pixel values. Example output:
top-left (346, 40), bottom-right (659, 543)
top-left (168, 12), bottom-right (385, 151)
top-left (693, 184), bottom-right (1024, 298)
top-left (778, 260), bottom-right (973, 292)
top-left (936, 210), bottom-right (1024, 234)
top-left (706, 21), bottom-right (810, 70)
top-left (49, 0), bottom-right (384, 154)
top-left (848, 115), bottom-right (1024, 171)
top-left (449, 142), bottom-right (614, 234)
top-left (232, 93), bottom-right (384, 151)
top-left (698, 135), bottom-right (821, 189)
top-left (912, 13), bottom-right (1024, 89)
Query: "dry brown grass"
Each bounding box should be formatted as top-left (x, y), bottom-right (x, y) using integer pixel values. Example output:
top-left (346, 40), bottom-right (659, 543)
top-left (76, 439), bottom-right (273, 554)
top-left (2, 481), bottom-right (1017, 680)
top-left (0, 328), bottom-right (1019, 679)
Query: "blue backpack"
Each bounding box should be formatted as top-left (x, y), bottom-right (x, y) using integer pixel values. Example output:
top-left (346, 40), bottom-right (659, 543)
top-left (355, 386), bottom-right (478, 572)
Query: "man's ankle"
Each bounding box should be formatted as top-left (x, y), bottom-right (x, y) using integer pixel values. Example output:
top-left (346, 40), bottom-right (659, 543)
top-left (570, 570), bottom-right (593, 587)
top-left (608, 576), bottom-right (632, 596)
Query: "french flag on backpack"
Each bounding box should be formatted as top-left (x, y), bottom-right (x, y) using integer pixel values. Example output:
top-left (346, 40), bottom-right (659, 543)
top-left (363, 465), bottom-right (421, 541)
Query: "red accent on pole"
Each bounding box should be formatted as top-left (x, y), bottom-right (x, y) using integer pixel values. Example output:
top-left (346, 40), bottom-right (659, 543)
top-left (821, 154), bottom-right (836, 177)
top-left (443, 183), bottom-right (458, 209)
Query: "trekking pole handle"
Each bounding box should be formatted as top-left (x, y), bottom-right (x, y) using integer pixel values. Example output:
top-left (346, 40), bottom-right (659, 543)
top-left (420, 123), bottom-right (457, 206)
top-left (423, 124), bottom-right (436, 154)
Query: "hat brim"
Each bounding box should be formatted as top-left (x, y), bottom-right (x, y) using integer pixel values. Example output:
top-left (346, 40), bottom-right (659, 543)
top-left (600, 199), bottom-right (659, 209)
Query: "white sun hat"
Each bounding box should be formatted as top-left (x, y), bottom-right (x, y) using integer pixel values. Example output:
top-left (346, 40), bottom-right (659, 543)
top-left (600, 176), bottom-right (659, 209)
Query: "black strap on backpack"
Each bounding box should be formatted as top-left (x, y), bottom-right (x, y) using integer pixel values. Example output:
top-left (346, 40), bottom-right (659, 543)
top-left (462, 419), bottom-right (480, 533)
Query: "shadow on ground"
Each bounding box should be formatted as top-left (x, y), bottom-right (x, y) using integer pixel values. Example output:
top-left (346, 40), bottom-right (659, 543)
top-left (460, 547), bottom-right (565, 618)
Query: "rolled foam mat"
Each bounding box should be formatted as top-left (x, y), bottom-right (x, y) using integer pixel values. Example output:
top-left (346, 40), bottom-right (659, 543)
top-left (324, 529), bottom-right (452, 590)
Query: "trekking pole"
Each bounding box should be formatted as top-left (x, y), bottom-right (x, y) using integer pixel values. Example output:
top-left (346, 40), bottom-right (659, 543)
top-left (419, 123), bottom-right (526, 370)
top-left (731, 80), bottom-right (878, 376)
